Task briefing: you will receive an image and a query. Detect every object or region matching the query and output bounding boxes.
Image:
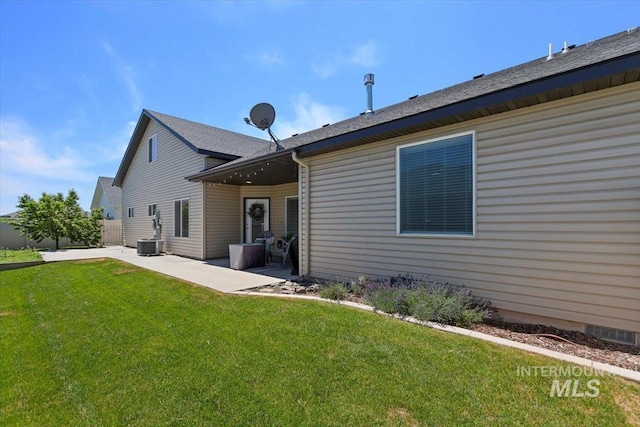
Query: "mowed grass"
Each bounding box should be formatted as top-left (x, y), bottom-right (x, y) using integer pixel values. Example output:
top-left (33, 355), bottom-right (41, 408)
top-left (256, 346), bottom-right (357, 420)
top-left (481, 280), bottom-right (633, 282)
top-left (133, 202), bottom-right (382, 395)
top-left (0, 248), bottom-right (42, 264)
top-left (1, 260), bottom-right (638, 426)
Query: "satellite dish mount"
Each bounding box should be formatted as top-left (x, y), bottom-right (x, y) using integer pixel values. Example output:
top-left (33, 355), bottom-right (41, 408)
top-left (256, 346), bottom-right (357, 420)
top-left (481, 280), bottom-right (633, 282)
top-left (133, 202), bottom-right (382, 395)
top-left (245, 103), bottom-right (285, 151)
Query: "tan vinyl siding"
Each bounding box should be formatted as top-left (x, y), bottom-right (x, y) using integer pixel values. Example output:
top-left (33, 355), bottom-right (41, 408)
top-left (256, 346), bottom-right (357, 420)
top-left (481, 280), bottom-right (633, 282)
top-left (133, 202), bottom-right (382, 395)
top-left (204, 184), bottom-right (241, 258)
top-left (121, 120), bottom-right (205, 259)
top-left (201, 182), bottom-right (298, 259)
top-left (240, 182), bottom-right (298, 243)
top-left (305, 82), bottom-right (640, 333)
top-left (205, 157), bottom-right (226, 170)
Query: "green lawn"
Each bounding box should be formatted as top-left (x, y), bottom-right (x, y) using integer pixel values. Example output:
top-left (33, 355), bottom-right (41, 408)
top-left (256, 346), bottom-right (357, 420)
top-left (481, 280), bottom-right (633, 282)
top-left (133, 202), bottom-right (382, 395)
top-left (0, 248), bottom-right (42, 264)
top-left (1, 259), bottom-right (637, 426)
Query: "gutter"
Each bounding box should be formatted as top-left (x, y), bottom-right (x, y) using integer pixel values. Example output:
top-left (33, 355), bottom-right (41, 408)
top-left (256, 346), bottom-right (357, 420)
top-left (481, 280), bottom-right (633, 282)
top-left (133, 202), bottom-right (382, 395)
top-left (291, 151), bottom-right (310, 277)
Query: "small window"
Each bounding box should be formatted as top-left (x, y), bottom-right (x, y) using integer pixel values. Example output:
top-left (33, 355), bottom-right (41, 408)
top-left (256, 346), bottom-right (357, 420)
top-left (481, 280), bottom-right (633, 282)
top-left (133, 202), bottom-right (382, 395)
top-left (397, 132), bottom-right (475, 236)
top-left (174, 199), bottom-right (189, 238)
top-left (148, 134), bottom-right (158, 162)
top-left (148, 204), bottom-right (157, 216)
top-left (128, 207), bottom-right (135, 218)
top-left (285, 196), bottom-right (298, 236)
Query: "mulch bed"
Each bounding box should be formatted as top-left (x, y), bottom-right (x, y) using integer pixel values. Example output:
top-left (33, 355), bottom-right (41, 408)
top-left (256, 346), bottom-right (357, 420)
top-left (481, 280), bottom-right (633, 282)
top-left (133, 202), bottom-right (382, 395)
top-left (470, 321), bottom-right (639, 372)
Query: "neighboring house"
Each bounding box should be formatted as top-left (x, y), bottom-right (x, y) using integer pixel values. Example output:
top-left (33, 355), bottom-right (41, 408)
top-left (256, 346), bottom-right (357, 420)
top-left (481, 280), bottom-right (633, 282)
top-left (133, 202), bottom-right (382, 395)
top-left (182, 29), bottom-right (639, 344)
top-left (91, 176), bottom-right (122, 219)
top-left (115, 30), bottom-right (638, 344)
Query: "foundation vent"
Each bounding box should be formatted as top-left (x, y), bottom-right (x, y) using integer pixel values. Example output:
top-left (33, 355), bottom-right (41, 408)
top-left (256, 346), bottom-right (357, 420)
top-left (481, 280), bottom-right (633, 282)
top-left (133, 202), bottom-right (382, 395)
top-left (585, 324), bottom-right (636, 345)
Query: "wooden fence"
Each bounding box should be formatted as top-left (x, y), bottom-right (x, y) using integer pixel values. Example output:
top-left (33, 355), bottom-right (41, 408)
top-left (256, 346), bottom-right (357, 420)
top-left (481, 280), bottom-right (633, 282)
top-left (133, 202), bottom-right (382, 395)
top-left (100, 220), bottom-right (122, 246)
top-left (0, 220), bottom-right (122, 249)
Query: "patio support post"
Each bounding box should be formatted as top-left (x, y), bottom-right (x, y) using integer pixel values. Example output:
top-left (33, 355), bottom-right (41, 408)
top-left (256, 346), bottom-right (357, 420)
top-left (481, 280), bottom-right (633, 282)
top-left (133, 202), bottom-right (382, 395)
top-left (292, 151), bottom-right (310, 277)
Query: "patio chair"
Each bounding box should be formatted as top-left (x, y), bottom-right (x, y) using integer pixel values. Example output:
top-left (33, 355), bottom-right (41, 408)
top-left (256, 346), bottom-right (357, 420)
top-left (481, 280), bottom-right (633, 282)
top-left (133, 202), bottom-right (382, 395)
top-left (255, 230), bottom-right (275, 262)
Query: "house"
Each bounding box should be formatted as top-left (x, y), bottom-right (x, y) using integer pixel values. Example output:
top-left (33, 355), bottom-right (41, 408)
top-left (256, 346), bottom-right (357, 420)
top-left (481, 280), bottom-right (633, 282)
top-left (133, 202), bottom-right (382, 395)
top-left (112, 110), bottom-right (292, 259)
top-left (91, 176), bottom-right (122, 219)
top-left (115, 29), bottom-right (639, 344)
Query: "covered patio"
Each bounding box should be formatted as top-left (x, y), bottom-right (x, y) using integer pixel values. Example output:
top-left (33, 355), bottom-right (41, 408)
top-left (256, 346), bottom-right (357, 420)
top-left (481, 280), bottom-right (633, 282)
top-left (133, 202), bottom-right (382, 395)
top-left (206, 257), bottom-right (299, 282)
top-left (187, 149), bottom-right (303, 270)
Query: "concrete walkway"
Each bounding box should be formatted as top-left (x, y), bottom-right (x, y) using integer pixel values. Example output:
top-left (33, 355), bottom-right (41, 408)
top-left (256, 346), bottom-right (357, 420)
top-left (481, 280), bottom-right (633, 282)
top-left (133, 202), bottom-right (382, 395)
top-left (40, 246), bottom-right (287, 293)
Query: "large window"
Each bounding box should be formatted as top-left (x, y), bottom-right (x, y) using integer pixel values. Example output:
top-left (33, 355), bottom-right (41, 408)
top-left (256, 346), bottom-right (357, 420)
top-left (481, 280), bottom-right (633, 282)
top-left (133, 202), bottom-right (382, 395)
top-left (397, 132), bottom-right (475, 236)
top-left (174, 199), bottom-right (189, 238)
top-left (285, 196), bottom-right (298, 236)
top-left (148, 134), bottom-right (158, 162)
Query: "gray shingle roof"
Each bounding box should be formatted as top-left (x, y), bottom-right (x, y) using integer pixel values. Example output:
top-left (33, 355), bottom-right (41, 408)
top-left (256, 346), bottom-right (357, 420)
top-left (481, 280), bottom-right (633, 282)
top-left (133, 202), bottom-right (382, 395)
top-left (186, 29), bottom-right (640, 183)
top-left (98, 176), bottom-right (121, 206)
top-left (114, 110), bottom-right (268, 186)
top-left (144, 110), bottom-right (267, 158)
top-left (114, 29), bottom-right (639, 187)
top-left (282, 29), bottom-right (640, 153)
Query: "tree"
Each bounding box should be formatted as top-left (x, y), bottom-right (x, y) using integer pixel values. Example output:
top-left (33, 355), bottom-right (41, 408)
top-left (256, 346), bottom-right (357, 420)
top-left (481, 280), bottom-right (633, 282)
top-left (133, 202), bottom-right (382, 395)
top-left (70, 208), bottom-right (104, 247)
top-left (10, 189), bottom-right (103, 250)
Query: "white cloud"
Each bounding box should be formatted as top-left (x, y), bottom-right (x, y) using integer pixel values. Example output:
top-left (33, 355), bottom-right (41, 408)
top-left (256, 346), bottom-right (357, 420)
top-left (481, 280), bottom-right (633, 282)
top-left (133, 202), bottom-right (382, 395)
top-left (0, 117), bottom-right (97, 213)
top-left (93, 120), bottom-right (136, 164)
top-left (259, 51), bottom-right (283, 66)
top-left (310, 62), bottom-right (337, 79)
top-left (103, 41), bottom-right (143, 112)
top-left (243, 50), bottom-right (284, 68)
top-left (349, 40), bottom-right (378, 67)
top-left (274, 93), bottom-right (348, 138)
top-left (311, 40), bottom-right (379, 79)
top-left (0, 117), bottom-right (91, 181)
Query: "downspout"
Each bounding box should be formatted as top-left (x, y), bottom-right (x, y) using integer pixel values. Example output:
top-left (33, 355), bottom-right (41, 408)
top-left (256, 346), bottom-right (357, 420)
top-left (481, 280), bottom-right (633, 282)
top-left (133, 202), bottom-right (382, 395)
top-left (292, 151), bottom-right (310, 277)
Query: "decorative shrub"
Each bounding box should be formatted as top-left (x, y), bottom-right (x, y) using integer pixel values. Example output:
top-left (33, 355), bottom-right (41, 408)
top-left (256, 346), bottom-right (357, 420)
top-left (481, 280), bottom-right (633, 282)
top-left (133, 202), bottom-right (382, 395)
top-left (319, 282), bottom-right (348, 300)
top-left (362, 276), bottom-right (491, 327)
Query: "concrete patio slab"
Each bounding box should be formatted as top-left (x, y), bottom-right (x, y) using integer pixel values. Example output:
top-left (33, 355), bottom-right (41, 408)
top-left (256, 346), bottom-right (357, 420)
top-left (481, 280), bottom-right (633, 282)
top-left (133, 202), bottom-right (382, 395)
top-left (40, 246), bottom-right (286, 293)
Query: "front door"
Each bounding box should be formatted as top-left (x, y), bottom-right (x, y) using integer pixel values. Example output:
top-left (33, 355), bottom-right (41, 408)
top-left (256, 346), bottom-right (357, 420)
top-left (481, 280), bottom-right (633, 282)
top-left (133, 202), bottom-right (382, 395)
top-left (244, 198), bottom-right (270, 243)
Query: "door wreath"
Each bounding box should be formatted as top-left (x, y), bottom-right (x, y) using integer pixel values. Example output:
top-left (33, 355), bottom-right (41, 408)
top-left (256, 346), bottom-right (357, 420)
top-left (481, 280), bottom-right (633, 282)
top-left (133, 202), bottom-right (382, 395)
top-left (247, 203), bottom-right (265, 221)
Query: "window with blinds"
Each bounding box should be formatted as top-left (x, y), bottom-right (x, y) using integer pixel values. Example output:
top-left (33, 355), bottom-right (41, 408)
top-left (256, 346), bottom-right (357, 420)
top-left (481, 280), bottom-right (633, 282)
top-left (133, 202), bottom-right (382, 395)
top-left (397, 132), bottom-right (475, 236)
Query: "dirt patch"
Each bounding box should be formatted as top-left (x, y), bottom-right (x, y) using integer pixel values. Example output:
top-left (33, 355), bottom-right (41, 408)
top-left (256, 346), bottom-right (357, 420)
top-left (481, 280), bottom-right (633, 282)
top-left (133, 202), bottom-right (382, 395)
top-left (114, 267), bottom-right (139, 275)
top-left (71, 258), bottom-right (107, 264)
top-left (613, 385), bottom-right (640, 426)
top-left (387, 408), bottom-right (418, 427)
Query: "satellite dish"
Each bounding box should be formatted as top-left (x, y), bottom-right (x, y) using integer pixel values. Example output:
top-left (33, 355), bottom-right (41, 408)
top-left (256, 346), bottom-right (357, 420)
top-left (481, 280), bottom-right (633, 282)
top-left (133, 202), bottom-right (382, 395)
top-left (249, 103), bottom-right (276, 130)
top-left (245, 102), bottom-right (285, 151)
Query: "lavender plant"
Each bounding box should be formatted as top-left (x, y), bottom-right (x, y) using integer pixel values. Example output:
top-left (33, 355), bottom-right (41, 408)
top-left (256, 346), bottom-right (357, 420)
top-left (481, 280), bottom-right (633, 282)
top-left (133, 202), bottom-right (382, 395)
top-left (362, 276), bottom-right (491, 327)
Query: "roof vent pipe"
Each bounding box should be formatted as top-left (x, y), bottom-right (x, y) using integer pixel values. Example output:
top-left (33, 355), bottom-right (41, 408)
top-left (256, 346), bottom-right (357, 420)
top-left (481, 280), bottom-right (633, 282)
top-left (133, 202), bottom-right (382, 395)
top-left (364, 73), bottom-right (374, 117)
top-left (561, 41), bottom-right (570, 54)
top-left (546, 42), bottom-right (554, 61)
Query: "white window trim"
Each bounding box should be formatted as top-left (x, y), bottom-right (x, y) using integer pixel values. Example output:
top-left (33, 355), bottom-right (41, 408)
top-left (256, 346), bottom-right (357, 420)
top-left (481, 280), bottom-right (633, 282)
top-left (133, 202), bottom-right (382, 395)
top-left (174, 198), bottom-right (190, 239)
top-left (285, 195), bottom-right (299, 236)
top-left (395, 130), bottom-right (477, 238)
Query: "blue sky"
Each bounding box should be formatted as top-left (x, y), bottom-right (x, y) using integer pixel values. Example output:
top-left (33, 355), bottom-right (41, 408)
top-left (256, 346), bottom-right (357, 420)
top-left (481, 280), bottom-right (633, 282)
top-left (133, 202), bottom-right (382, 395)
top-left (1, 1), bottom-right (637, 214)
